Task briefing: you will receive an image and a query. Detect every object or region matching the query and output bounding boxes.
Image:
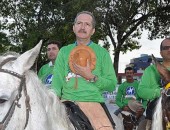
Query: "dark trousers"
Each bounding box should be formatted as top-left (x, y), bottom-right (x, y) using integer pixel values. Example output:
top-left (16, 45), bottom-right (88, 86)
top-left (146, 98), bottom-right (158, 120)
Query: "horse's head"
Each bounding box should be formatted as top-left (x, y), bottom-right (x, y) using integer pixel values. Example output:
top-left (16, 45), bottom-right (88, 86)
top-left (0, 41), bottom-right (42, 129)
top-left (121, 111), bottom-right (137, 130)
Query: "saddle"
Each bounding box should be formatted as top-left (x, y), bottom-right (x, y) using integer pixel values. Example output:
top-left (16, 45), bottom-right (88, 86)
top-left (63, 101), bottom-right (115, 130)
top-left (63, 101), bottom-right (93, 130)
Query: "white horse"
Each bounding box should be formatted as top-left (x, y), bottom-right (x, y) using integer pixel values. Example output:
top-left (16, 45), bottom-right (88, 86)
top-left (0, 41), bottom-right (74, 130)
top-left (152, 97), bottom-right (163, 130)
top-left (0, 41), bottom-right (126, 130)
top-left (152, 90), bottom-right (170, 130)
top-left (151, 54), bottom-right (170, 130)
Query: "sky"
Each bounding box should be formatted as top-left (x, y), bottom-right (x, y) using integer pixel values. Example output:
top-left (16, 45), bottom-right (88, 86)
top-left (112, 31), bottom-right (163, 73)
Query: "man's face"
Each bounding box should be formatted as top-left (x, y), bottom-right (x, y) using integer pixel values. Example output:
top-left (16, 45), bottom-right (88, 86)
top-left (47, 44), bottom-right (59, 61)
top-left (73, 13), bottom-right (95, 40)
top-left (125, 70), bottom-right (134, 80)
top-left (160, 39), bottom-right (170, 61)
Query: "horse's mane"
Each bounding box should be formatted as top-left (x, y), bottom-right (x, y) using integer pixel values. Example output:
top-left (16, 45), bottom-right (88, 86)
top-left (152, 96), bottom-right (163, 130)
top-left (25, 71), bottom-right (73, 130)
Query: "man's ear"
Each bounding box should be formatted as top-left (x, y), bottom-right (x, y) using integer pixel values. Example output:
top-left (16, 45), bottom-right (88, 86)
top-left (160, 51), bottom-right (163, 57)
top-left (91, 28), bottom-right (95, 36)
top-left (73, 25), bottom-right (75, 34)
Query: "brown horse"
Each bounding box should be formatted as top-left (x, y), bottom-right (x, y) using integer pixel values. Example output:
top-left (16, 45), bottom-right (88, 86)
top-left (121, 111), bottom-right (137, 130)
top-left (119, 109), bottom-right (145, 130)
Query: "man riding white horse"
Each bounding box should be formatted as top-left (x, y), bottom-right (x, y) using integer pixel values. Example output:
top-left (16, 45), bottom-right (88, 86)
top-left (0, 41), bottom-right (74, 130)
top-left (138, 38), bottom-right (170, 130)
top-left (51, 11), bottom-right (117, 130)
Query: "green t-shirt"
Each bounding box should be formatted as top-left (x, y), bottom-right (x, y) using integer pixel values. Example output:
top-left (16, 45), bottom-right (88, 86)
top-left (116, 80), bottom-right (147, 109)
top-left (138, 65), bottom-right (163, 101)
top-left (51, 42), bottom-right (117, 102)
top-left (38, 62), bottom-right (54, 88)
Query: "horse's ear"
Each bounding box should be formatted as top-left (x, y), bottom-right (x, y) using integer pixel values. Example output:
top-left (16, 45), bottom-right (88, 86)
top-left (13, 40), bottom-right (42, 74)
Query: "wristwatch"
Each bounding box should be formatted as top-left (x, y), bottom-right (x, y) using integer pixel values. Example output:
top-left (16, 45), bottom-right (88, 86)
top-left (89, 75), bottom-right (98, 82)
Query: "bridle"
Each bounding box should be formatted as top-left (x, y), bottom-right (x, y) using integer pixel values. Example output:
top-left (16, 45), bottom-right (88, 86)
top-left (0, 57), bottom-right (31, 130)
top-left (121, 111), bottom-right (137, 130)
top-left (162, 87), bottom-right (170, 130)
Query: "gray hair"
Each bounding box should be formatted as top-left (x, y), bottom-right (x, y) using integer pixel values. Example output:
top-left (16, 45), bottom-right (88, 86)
top-left (74, 11), bottom-right (96, 28)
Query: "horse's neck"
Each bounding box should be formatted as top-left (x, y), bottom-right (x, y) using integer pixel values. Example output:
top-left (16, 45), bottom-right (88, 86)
top-left (7, 72), bottom-right (51, 130)
top-left (25, 71), bottom-right (74, 130)
top-left (6, 71), bottom-right (73, 130)
top-left (25, 72), bottom-right (58, 130)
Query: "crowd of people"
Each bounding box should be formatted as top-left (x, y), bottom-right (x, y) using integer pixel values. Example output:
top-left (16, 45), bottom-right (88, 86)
top-left (37, 10), bottom-right (170, 130)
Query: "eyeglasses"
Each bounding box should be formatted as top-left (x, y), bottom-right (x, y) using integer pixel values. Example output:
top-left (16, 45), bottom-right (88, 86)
top-left (161, 46), bottom-right (170, 50)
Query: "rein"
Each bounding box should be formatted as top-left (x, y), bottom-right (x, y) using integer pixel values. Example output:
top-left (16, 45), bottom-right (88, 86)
top-left (0, 57), bottom-right (31, 130)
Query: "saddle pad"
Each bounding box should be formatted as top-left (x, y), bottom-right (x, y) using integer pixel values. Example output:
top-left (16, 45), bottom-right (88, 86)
top-left (77, 102), bottom-right (114, 130)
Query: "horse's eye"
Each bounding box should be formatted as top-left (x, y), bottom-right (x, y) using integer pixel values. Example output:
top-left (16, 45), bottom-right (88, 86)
top-left (0, 99), bottom-right (7, 104)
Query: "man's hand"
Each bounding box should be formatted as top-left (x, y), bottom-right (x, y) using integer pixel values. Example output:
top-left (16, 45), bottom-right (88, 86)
top-left (123, 106), bottom-right (131, 111)
top-left (72, 59), bottom-right (94, 80)
top-left (136, 107), bottom-right (145, 114)
top-left (136, 107), bottom-right (145, 118)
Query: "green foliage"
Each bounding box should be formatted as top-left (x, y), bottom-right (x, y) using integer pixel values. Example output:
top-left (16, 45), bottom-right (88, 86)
top-left (0, 31), bottom-right (20, 54)
top-left (92, 0), bottom-right (170, 73)
top-left (0, 0), bottom-right (170, 73)
top-left (120, 38), bottom-right (141, 54)
top-left (146, 1), bottom-right (170, 39)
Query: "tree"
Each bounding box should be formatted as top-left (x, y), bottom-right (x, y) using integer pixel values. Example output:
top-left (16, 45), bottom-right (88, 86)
top-left (0, 0), bottom-right (101, 70)
top-left (145, 0), bottom-right (170, 39)
top-left (1, 0), bottom-right (170, 74)
top-left (93, 0), bottom-right (170, 74)
top-left (0, 31), bottom-right (19, 53)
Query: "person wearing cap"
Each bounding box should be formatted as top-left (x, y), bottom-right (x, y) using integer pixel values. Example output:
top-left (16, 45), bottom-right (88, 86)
top-left (138, 38), bottom-right (170, 129)
top-left (38, 41), bottom-right (61, 88)
top-left (51, 11), bottom-right (117, 130)
top-left (114, 67), bottom-right (146, 124)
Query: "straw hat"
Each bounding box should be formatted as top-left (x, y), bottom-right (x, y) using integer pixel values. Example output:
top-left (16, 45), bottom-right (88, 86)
top-left (128, 100), bottom-right (143, 113)
top-left (69, 45), bottom-right (96, 73)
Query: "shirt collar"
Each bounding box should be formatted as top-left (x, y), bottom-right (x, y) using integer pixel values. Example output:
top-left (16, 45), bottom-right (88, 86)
top-left (74, 41), bottom-right (93, 46)
top-left (48, 61), bottom-right (54, 67)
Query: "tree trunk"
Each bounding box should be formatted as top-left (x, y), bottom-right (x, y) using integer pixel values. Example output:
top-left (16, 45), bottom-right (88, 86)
top-left (113, 50), bottom-right (120, 76)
